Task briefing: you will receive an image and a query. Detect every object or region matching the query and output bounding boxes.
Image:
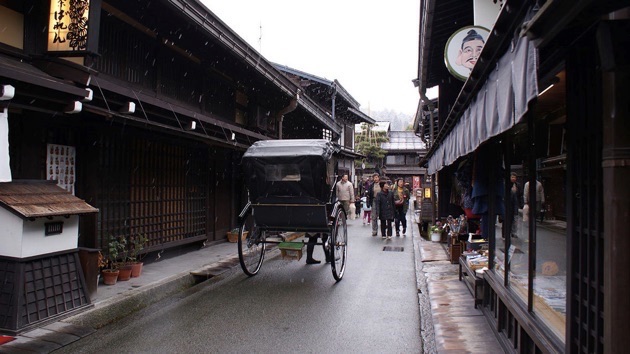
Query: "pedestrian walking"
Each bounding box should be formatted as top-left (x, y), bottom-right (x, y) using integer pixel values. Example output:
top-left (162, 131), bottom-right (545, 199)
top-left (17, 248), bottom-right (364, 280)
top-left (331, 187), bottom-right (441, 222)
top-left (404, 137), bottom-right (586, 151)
top-left (355, 196), bottom-right (362, 218)
top-left (393, 178), bottom-right (411, 236)
top-left (361, 193), bottom-right (371, 225)
top-left (367, 173), bottom-right (381, 236)
top-left (376, 181), bottom-right (395, 239)
top-left (336, 174), bottom-right (354, 216)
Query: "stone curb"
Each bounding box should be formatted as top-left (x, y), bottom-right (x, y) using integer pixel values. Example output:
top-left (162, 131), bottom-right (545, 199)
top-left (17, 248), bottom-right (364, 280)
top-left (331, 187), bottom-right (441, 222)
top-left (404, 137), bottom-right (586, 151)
top-left (413, 235), bottom-right (438, 354)
top-left (62, 271), bottom-right (198, 329)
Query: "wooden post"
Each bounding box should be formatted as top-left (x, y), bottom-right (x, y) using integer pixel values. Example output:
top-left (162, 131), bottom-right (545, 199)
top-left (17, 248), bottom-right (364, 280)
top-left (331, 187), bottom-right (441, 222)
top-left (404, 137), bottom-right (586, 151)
top-left (600, 20), bottom-right (630, 354)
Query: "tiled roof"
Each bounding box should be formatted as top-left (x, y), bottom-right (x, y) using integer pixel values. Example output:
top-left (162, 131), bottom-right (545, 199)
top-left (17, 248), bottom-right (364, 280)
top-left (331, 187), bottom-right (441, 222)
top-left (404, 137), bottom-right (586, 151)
top-left (382, 131), bottom-right (426, 151)
top-left (0, 180), bottom-right (98, 218)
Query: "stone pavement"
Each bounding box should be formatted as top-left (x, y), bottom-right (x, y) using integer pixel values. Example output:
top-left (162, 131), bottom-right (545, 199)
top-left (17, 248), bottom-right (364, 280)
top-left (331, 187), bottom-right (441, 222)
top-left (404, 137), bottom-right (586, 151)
top-left (0, 214), bottom-right (504, 353)
top-left (414, 235), bottom-right (504, 353)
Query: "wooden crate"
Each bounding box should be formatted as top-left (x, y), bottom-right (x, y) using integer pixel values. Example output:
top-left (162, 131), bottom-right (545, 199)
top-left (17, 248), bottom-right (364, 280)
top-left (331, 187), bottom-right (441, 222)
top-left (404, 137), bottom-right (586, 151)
top-left (227, 231), bottom-right (248, 243)
top-left (278, 242), bottom-right (304, 261)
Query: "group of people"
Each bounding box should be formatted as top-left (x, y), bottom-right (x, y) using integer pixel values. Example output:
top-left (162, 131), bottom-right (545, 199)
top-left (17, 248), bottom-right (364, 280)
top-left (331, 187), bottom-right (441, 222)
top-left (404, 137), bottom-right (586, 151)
top-left (305, 173), bottom-right (411, 264)
top-left (333, 173), bottom-right (411, 238)
top-left (362, 173), bottom-right (410, 239)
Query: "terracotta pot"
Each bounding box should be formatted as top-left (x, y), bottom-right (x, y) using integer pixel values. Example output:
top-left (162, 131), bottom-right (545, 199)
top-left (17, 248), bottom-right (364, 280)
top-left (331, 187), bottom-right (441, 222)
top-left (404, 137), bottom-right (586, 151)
top-left (102, 269), bottom-right (119, 285)
top-left (130, 262), bottom-right (143, 277)
top-left (117, 265), bottom-right (133, 281)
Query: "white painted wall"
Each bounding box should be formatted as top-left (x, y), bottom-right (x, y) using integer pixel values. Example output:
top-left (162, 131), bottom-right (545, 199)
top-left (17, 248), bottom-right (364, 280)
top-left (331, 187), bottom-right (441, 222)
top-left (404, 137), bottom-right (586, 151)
top-left (0, 211), bottom-right (23, 257)
top-left (21, 216), bottom-right (79, 257)
top-left (0, 213), bottom-right (79, 258)
top-left (0, 108), bottom-right (11, 182)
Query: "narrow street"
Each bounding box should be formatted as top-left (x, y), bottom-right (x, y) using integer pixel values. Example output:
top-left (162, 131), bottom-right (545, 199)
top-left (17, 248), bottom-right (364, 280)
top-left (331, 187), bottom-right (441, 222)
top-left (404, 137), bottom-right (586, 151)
top-left (56, 215), bottom-right (423, 353)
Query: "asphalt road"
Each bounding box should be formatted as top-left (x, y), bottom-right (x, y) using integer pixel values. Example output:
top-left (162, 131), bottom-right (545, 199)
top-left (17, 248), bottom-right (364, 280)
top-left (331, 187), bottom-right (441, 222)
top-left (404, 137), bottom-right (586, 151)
top-left (56, 216), bottom-right (422, 354)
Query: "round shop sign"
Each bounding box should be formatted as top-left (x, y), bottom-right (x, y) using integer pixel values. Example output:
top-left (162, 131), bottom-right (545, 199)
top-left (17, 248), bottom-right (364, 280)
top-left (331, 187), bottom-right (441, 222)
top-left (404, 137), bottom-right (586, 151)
top-left (444, 26), bottom-right (490, 81)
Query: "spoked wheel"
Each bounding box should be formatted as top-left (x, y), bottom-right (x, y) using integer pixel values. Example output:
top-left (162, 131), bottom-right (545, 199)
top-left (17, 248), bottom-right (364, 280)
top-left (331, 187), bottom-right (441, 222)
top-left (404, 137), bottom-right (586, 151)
top-left (237, 211), bottom-right (265, 276)
top-left (329, 206), bottom-right (348, 281)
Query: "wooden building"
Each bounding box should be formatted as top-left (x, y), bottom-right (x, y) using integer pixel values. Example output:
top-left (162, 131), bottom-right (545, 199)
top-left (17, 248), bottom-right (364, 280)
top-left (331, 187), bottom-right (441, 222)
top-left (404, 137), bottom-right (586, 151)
top-left (381, 130), bottom-right (426, 186)
top-left (275, 64), bottom-right (375, 183)
top-left (415, 0), bottom-right (629, 352)
top-left (0, 0), bottom-right (350, 256)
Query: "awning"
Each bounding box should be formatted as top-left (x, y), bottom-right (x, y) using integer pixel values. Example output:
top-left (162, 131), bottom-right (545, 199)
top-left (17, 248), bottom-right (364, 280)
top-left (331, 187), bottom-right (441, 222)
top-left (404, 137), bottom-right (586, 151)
top-left (0, 55), bottom-right (89, 98)
top-left (426, 34), bottom-right (538, 174)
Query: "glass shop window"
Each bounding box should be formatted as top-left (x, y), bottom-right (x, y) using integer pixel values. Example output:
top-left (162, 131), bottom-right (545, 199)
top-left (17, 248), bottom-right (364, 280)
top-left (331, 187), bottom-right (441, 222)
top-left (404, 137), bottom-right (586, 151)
top-left (265, 164), bottom-right (301, 182)
top-left (495, 70), bottom-right (567, 343)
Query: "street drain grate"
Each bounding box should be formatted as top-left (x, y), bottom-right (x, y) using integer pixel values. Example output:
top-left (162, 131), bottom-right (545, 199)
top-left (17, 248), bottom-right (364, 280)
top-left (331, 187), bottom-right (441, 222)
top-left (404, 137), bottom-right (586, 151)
top-left (383, 246), bottom-right (404, 252)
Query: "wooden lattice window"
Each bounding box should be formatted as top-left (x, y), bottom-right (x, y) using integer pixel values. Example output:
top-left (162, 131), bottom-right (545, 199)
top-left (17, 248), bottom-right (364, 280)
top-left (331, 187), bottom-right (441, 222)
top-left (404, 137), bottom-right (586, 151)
top-left (95, 12), bottom-right (156, 90)
top-left (566, 31), bottom-right (604, 354)
top-left (97, 134), bottom-right (209, 251)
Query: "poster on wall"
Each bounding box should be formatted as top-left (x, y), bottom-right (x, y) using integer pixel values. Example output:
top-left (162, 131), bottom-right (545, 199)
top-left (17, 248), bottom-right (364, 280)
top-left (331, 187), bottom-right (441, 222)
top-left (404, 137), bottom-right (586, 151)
top-left (413, 176), bottom-right (420, 190)
top-left (444, 26), bottom-right (490, 81)
top-left (47, 144), bottom-right (76, 195)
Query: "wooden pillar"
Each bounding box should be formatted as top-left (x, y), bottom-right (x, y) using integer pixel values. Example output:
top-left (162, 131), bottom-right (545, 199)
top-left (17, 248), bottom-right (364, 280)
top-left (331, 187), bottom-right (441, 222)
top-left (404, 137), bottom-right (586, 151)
top-left (599, 19), bottom-right (630, 354)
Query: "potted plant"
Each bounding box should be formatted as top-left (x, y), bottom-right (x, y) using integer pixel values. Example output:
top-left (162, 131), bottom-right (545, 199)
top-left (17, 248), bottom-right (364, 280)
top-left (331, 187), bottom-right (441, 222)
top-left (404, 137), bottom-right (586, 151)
top-left (101, 238), bottom-right (121, 285)
top-left (227, 227), bottom-right (248, 243)
top-left (128, 234), bottom-right (148, 277)
top-left (111, 236), bottom-right (133, 281)
top-left (429, 223), bottom-right (443, 242)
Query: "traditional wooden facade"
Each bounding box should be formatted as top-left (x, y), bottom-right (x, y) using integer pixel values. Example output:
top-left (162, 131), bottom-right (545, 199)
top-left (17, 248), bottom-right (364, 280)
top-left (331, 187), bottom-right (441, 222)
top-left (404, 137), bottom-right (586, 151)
top-left (0, 0), bottom-right (344, 255)
top-left (381, 130), bottom-right (426, 184)
top-left (415, 0), bottom-right (629, 352)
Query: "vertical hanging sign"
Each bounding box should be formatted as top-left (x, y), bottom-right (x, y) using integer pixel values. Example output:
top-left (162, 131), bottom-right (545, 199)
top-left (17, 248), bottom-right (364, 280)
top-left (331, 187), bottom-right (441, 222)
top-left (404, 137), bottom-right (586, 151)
top-left (47, 0), bottom-right (91, 53)
top-left (47, 144), bottom-right (76, 195)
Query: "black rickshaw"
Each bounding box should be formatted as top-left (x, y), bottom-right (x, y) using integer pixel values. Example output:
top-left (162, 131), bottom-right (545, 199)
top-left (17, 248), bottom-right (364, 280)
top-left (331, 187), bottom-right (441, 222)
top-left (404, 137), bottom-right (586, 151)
top-left (237, 139), bottom-right (348, 281)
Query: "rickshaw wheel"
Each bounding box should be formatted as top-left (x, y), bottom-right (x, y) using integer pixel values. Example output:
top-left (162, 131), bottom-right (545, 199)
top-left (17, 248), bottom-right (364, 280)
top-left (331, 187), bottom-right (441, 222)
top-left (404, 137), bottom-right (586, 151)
top-left (238, 212), bottom-right (265, 276)
top-left (330, 207), bottom-right (347, 281)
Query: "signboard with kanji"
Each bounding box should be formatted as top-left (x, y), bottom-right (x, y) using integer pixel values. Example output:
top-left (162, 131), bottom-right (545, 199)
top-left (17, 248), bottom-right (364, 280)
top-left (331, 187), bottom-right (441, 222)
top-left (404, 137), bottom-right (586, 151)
top-left (47, 0), bottom-right (92, 54)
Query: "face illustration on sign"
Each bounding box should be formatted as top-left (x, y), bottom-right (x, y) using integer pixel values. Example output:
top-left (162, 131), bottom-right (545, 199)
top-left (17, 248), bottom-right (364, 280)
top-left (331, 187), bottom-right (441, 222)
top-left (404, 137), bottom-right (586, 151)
top-left (444, 26), bottom-right (489, 81)
top-left (456, 30), bottom-right (485, 70)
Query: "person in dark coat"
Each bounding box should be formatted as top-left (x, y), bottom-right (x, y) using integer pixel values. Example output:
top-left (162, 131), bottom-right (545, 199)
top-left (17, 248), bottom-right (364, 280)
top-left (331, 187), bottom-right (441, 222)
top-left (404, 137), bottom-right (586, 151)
top-left (376, 181), bottom-right (395, 239)
top-left (354, 196), bottom-right (362, 218)
top-left (367, 173), bottom-right (381, 236)
top-left (393, 178), bottom-right (411, 236)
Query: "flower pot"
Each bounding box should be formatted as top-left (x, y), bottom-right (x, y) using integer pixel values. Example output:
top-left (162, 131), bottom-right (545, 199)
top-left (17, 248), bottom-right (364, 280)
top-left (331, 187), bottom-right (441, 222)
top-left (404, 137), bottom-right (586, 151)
top-left (431, 232), bottom-right (442, 242)
top-left (102, 269), bottom-right (120, 285)
top-left (130, 262), bottom-right (143, 277)
top-left (117, 264), bottom-right (133, 281)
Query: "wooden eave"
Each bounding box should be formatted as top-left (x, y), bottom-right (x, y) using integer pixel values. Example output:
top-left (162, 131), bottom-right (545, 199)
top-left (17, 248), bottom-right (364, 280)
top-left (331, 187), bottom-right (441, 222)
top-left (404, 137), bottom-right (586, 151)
top-left (274, 65), bottom-right (374, 125)
top-left (0, 180), bottom-right (98, 219)
top-left (0, 54), bottom-right (89, 98)
top-left (91, 0), bottom-right (340, 137)
top-left (89, 75), bottom-right (269, 141)
top-left (164, 0), bottom-right (339, 134)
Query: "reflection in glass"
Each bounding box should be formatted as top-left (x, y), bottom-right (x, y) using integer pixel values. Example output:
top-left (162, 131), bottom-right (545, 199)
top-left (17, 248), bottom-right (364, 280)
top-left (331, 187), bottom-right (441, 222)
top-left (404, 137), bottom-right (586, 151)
top-left (532, 153), bottom-right (567, 341)
top-left (495, 124), bottom-right (567, 343)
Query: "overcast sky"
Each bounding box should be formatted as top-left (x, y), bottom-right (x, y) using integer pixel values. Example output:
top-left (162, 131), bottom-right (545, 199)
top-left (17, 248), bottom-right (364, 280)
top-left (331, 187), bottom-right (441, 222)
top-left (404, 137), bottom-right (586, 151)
top-left (201, 1), bottom-right (421, 117)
